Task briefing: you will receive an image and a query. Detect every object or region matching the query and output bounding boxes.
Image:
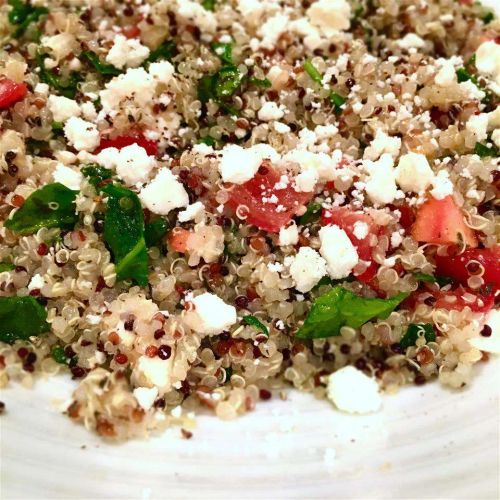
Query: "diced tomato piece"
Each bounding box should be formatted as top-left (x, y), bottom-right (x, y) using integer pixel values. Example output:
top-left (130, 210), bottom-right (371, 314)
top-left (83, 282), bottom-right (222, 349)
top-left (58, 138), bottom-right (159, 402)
top-left (321, 207), bottom-right (383, 283)
top-left (411, 196), bottom-right (477, 247)
top-left (94, 134), bottom-right (158, 157)
top-left (387, 203), bottom-right (415, 231)
top-left (435, 246), bottom-right (500, 290)
top-left (168, 228), bottom-right (191, 253)
top-left (0, 78), bottom-right (27, 110)
top-left (122, 26), bottom-right (141, 38)
top-left (432, 288), bottom-right (495, 313)
top-left (225, 163), bottom-right (313, 233)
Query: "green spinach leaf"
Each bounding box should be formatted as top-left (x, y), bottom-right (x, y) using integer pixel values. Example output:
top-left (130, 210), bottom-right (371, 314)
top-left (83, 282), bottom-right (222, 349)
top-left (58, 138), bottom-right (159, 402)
top-left (242, 315), bottom-right (269, 336)
top-left (202, 0), bottom-right (217, 11)
top-left (146, 40), bottom-right (176, 64)
top-left (36, 53), bottom-right (81, 98)
top-left (81, 51), bottom-right (121, 76)
top-left (145, 218), bottom-right (169, 247)
top-left (211, 42), bottom-right (233, 65)
top-left (296, 286), bottom-right (409, 339)
top-left (474, 142), bottom-right (499, 158)
top-left (0, 296), bottom-right (49, 344)
top-left (0, 262), bottom-right (15, 273)
top-left (299, 202), bottom-right (322, 225)
top-left (198, 65), bottom-right (243, 104)
top-left (8, 0), bottom-right (48, 38)
top-left (81, 164), bottom-right (113, 189)
top-left (413, 272), bottom-right (454, 287)
top-left (102, 183), bottom-right (148, 285)
top-left (5, 183), bottom-right (78, 235)
top-left (400, 323), bottom-right (435, 350)
top-left (248, 77), bottom-right (272, 88)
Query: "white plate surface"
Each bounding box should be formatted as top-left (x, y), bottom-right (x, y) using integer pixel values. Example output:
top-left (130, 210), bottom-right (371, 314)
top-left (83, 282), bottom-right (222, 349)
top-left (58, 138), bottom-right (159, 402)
top-left (1, 360), bottom-right (499, 499)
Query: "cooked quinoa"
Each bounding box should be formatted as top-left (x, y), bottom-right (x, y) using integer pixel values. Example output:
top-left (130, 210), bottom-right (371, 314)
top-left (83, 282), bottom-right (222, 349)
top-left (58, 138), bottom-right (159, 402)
top-left (0, 0), bottom-right (499, 440)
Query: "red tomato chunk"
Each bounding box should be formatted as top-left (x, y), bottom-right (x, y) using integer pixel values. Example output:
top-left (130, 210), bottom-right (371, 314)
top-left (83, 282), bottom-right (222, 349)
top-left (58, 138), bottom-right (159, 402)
top-left (94, 134), bottom-right (158, 157)
top-left (0, 78), bottom-right (28, 110)
top-left (226, 164), bottom-right (312, 233)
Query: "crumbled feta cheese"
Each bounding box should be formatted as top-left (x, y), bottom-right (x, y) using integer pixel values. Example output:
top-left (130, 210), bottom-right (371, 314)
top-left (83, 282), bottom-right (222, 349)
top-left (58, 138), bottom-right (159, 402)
top-left (178, 201), bottom-right (205, 222)
top-left (319, 225), bottom-right (359, 279)
top-left (459, 80), bottom-right (486, 101)
top-left (53, 164), bottom-right (83, 191)
top-left (289, 246), bottom-right (327, 292)
top-left (283, 149), bottom-right (341, 183)
top-left (364, 153), bottom-right (398, 205)
top-left (475, 41), bottom-right (500, 95)
top-left (41, 33), bottom-right (77, 61)
top-left (294, 169), bottom-right (318, 192)
top-left (178, 0), bottom-right (217, 33)
top-left (353, 221), bottom-right (369, 240)
top-left (274, 121), bottom-right (291, 134)
top-left (134, 356), bottom-right (173, 391)
top-left (99, 143), bottom-right (156, 186)
top-left (34, 83), bottom-right (49, 95)
top-left (469, 309), bottom-right (500, 353)
top-left (64, 117), bottom-right (100, 152)
top-left (395, 152), bottom-right (435, 193)
top-left (48, 95), bottom-right (81, 122)
top-left (100, 67), bottom-right (156, 113)
top-left (80, 102), bottom-right (97, 121)
top-left (434, 60), bottom-right (457, 87)
top-left (219, 144), bottom-right (278, 184)
top-left (149, 61), bottom-right (175, 84)
top-left (258, 13), bottom-right (289, 49)
top-left (391, 231), bottom-right (403, 248)
top-left (237, 0), bottom-right (264, 17)
top-left (106, 35), bottom-right (150, 69)
top-left (492, 129), bottom-right (500, 148)
top-left (185, 292), bottom-right (237, 335)
top-left (279, 224), bottom-right (299, 246)
top-left (327, 366), bottom-right (382, 414)
top-left (258, 101), bottom-right (285, 121)
top-left (363, 129), bottom-right (401, 161)
top-left (307, 0), bottom-right (351, 37)
top-left (139, 168), bottom-right (189, 215)
top-left (28, 274), bottom-right (45, 291)
top-left (133, 387), bottom-right (158, 411)
top-left (430, 170), bottom-right (454, 200)
top-left (397, 33), bottom-right (426, 50)
top-left (466, 113), bottom-right (489, 143)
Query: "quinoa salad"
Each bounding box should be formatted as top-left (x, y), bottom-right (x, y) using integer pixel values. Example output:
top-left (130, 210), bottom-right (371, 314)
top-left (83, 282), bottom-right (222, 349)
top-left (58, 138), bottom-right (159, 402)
top-left (0, 0), bottom-right (499, 440)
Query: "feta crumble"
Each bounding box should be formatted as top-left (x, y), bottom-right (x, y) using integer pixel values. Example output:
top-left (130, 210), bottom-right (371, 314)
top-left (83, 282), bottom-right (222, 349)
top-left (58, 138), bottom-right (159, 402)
top-left (133, 387), bottom-right (159, 411)
top-left (258, 101), bottom-right (285, 121)
top-left (364, 153), bottom-right (399, 205)
top-left (363, 129), bottom-right (401, 161)
top-left (53, 164), bottom-right (83, 191)
top-left (106, 35), bottom-right (150, 69)
top-left (185, 293), bottom-right (237, 335)
top-left (307, 0), bottom-right (351, 37)
top-left (139, 168), bottom-right (189, 215)
top-left (327, 366), bottom-right (382, 414)
top-left (319, 225), bottom-right (359, 279)
top-left (279, 224), bottom-right (299, 246)
top-left (430, 170), bottom-right (454, 200)
top-left (178, 201), bottom-right (205, 223)
top-left (395, 152), bottom-right (434, 193)
top-left (289, 246), bottom-right (327, 292)
top-left (64, 117), bottom-right (100, 152)
top-left (48, 95), bottom-right (81, 122)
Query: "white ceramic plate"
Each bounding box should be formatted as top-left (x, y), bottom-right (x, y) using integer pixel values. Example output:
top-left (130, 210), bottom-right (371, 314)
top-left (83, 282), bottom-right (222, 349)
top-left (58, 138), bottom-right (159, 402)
top-left (1, 360), bottom-right (499, 499)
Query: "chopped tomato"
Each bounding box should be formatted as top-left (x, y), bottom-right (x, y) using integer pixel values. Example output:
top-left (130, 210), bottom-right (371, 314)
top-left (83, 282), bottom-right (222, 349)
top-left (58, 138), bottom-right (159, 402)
top-left (168, 228), bottom-right (190, 253)
top-left (411, 196), bottom-right (477, 247)
top-left (225, 163), bottom-right (312, 233)
top-left (432, 288), bottom-right (495, 313)
top-left (435, 246), bottom-right (500, 290)
top-left (122, 26), bottom-right (141, 38)
top-left (387, 203), bottom-right (415, 231)
top-left (94, 134), bottom-right (158, 157)
top-left (321, 207), bottom-right (383, 283)
top-left (0, 78), bottom-right (27, 110)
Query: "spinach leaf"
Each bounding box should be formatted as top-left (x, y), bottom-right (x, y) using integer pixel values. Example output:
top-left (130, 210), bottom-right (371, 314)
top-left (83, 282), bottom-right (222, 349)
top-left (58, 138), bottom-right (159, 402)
top-left (36, 53), bottom-right (81, 98)
top-left (102, 183), bottom-right (148, 285)
top-left (299, 202), bottom-right (322, 225)
top-left (146, 40), bottom-right (176, 64)
top-left (400, 323), bottom-right (435, 350)
top-left (0, 296), bottom-right (49, 344)
top-left (296, 286), bottom-right (409, 339)
top-left (248, 77), bottom-right (272, 88)
top-left (413, 272), bottom-right (454, 287)
top-left (5, 183), bottom-right (78, 235)
top-left (242, 315), bottom-right (269, 336)
top-left (51, 345), bottom-right (68, 364)
top-left (0, 262), bottom-right (15, 273)
top-left (198, 65), bottom-right (243, 104)
top-left (198, 136), bottom-right (216, 147)
top-left (474, 142), bottom-right (499, 158)
top-left (202, 0), bottom-right (217, 10)
top-left (145, 218), bottom-right (169, 247)
top-left (8, 0), bottom-right (48, 38)
top-left (211, 42), bottom-right (233, 65)
top-left (329, 92), bottom-right (346, 114)
top-left (81, 164), bottom-right (113, 189)
top-left (481, 11), bottom-right (494, 24)
top-left (81, 51), bottom-right (121, 76)
top-left (303, 59), bottom-right (323, 85)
